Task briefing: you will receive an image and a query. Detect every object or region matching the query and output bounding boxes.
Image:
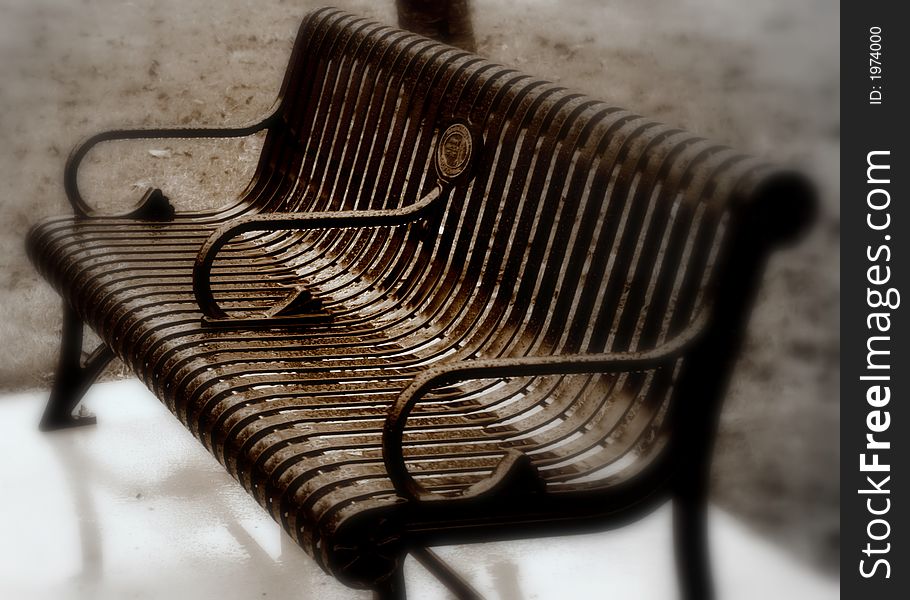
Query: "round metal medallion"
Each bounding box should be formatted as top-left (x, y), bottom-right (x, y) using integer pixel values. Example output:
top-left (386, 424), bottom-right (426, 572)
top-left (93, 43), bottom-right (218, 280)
top-left (436, 123), bottom-right (473, 181)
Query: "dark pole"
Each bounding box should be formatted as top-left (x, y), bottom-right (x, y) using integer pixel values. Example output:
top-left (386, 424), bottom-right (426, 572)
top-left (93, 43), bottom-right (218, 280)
top-left (396, 0), bottom-right (476, 52)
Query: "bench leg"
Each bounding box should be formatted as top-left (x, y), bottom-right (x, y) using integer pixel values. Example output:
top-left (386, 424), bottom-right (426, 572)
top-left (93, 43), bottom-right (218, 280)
top-left (370, 548), bottom-right (483, 600)
top-left (411, 547), bottom-right (482, 599)
top-left (673, 477), bottom-right (714, 600)
top-left (39, 303), bottom-right (115, 432)
top-left (372, 560), bottom-right (407, 600)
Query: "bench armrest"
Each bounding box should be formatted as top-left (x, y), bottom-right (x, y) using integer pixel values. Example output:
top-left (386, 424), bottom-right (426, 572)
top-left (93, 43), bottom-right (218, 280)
top-left (192, 184), bottom-right (446, 321)
top-left (192, 119), bottom-right (482, 323)
top-left (382, 307), bottom-right (711, 503)
top-left (65, 109), bottom-right (280, 219)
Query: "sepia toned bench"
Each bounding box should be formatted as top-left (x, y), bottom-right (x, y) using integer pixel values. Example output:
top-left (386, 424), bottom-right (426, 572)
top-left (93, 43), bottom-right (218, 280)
top-left (26, 8), bottom-right (815, 599)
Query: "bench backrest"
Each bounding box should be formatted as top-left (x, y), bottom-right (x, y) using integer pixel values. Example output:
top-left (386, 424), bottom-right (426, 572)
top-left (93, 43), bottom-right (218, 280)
top-left (244, 8), bottom-right (811, 429)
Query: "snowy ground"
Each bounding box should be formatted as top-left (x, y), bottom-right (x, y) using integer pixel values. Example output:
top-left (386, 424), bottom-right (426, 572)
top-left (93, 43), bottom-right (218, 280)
top-left (0, 380), bottom-right (838, 599)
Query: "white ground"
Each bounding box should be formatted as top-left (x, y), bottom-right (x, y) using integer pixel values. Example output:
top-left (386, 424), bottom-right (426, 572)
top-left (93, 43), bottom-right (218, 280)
top-left (1, 380), bottom-right (838, 599)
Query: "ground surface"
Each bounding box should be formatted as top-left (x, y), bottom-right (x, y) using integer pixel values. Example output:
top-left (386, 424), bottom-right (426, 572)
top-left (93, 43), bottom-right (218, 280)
top-left (0, 0), bottom-right (839, 574)
top-left (0, 381), bottom-right (839, 598)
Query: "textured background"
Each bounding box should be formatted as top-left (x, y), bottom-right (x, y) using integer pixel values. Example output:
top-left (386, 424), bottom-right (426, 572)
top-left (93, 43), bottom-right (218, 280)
top-left (0, 0), bottom-right (839, 574)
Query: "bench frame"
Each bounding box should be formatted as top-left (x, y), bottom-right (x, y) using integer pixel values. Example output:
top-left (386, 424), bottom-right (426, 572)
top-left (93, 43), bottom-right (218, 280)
top-left (33, 9), bottom-right (815, 600)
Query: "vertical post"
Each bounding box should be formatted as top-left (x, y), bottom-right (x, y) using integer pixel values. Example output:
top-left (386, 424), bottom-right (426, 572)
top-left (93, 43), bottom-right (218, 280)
top-left (39, 303), bottom-right (92, 431)
top-left (396, 0), bottom-right (476, 52)
top-left (665, 182), bottom-right (801, 600)
top-left (372, 558), bottom-right (407, 600)
top-left (39, 302), bottom-right (113, 431)
top-left (673, 465), bottom-right (713, 600)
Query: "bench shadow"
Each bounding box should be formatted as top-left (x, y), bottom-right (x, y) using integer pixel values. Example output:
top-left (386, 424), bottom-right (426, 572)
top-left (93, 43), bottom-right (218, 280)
top-left (48, 435), bottom-right (104, 586)
top-left (489, 558), bottom-right (525, 600)
top-left (45, 425), bottom-right (338, 598)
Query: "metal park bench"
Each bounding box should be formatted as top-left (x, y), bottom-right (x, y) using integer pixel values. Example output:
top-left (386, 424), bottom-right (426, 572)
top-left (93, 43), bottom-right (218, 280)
top-left (26, 8), bottom-right (814, 600)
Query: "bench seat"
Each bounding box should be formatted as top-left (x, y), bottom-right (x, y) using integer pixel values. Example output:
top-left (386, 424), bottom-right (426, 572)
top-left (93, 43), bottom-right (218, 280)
top-left (28, 204), bottom-right (683, 584)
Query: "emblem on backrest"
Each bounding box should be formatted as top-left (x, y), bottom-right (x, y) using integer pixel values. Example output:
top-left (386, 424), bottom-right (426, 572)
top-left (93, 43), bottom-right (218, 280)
top-left (435, 121), bottom-right (479, 184)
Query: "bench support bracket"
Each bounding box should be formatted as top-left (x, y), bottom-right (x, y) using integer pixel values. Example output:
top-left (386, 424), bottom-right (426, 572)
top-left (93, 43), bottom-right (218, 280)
top-left (371, 547), bottom-right (483, 600)
top-left (372, 560), bottom-right (406, 600)
top-left (411, 547), bottom-right (483, 599)
top-left (39, 303), bottom-right (115, 432)
top-left (673, 474), bottom-right (713, 600)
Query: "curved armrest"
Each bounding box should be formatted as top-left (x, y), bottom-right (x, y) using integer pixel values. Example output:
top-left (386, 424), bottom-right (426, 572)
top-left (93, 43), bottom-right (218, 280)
top-left (382, 307), bottom-right (711, 502)
top-left (192, 184), bottom-right (445, 321)
top-left (65, 109), bottom-right (280, 218)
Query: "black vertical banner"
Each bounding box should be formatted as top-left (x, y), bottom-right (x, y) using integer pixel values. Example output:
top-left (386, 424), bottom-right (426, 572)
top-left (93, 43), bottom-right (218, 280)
top-left (842, 2), bottom-right (909, 597)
